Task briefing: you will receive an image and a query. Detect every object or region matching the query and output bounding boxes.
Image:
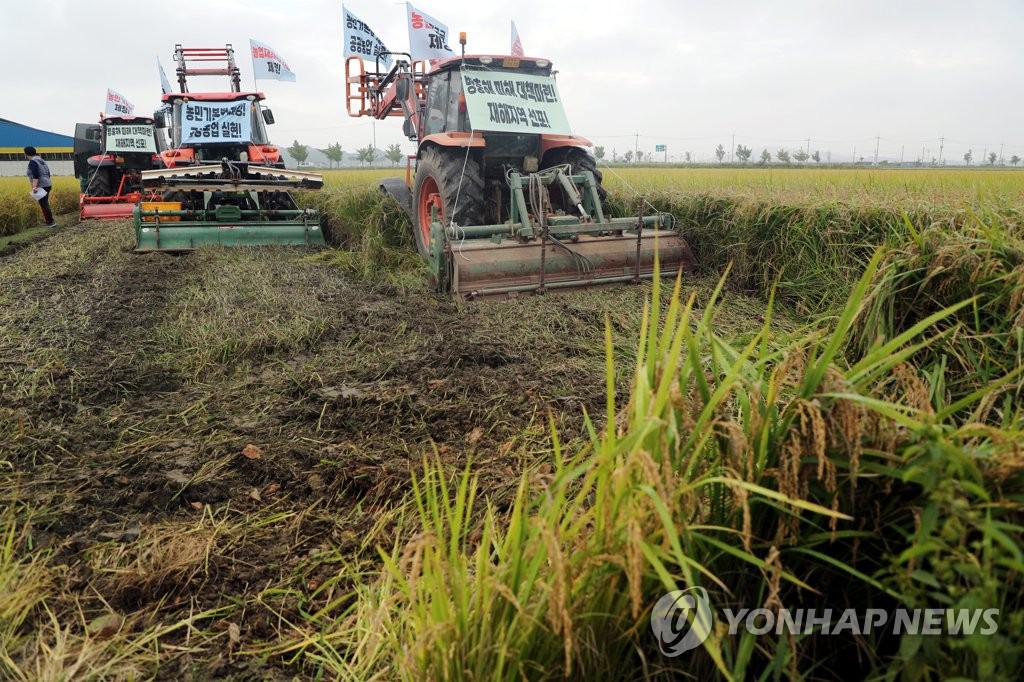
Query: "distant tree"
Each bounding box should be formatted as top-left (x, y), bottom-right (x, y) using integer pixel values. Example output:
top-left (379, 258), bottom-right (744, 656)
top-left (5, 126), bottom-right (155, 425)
top-left (612, 148), bottom-right (619, 162)
top-left (759, 149), bottom-right (771, 165)
top-left (776, 149), bottom-right (791, 164)
top-left (964, 149), bottom-right (972, 165)
top-left (811, 150), bottom-right (821, 163)
top-left (988, 152), bottom-right (998, 166)
top-left (1011, 155), bottom-right (1021, 167)
top-left (793, 147), bottom-right (810, 164)
top-left (594, 146), bottom-right (605, 160)
top-left (684, 151), bottom-right (692, 163)
top-left (356, 144), bottom-right (377, 166)
top-left (637, 150), bottom-right (645, 162)
top-left (385, 143), bottom-right (403, 166)
top-left (715, 144), bottom-right (726, 163)
top-left (323, 142), bottom-right (343, 168)
top-left (288, 140), bottom-right (309, 164)
top-left (623, 150), bottom-right (634, 163)
top-left (735, 144), bottom-right (752, 164)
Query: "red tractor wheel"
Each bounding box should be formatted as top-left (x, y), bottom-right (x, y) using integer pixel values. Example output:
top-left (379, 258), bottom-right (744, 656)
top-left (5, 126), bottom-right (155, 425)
top-left (411, 147), bottom-right (484, 260)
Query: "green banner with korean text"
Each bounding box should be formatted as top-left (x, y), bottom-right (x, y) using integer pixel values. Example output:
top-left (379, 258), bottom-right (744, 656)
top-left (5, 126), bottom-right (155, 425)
top-left (106, 124), bottom-right (156, 153)
top-left (461, 70), bottom-right (571, 135)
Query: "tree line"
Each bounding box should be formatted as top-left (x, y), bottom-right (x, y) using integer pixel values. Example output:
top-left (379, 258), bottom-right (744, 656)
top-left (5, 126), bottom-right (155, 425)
top-left (592, 144), bottom-right (1023, 166)
top-left (284, 140), bottom-right (407, 167)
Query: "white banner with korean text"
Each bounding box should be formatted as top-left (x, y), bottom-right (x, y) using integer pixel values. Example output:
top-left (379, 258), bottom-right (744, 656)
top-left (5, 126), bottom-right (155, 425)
top-left (343, 6), bottom-right (393, 70)
top-left (407, 3), bottom-right (455, 62)
top-left (105, 88), bottom-right (135, 117)
top-left (250, 39), bottom-right (297, 82)
top-left (180, 101), bottom-right (252, 144)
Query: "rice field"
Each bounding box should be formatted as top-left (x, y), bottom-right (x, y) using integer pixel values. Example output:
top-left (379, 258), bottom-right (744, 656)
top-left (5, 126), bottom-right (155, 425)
top-left (2, 166), bottom-right (1022, 680)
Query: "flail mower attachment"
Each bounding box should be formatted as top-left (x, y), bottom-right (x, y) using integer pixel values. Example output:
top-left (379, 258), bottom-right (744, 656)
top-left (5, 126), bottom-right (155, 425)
top-left (133, 164), bottom-right (325, 251)
top-left (404, 167), bottom-right (696, 300)
top-left (80, 174), bottom-right (158, 221)
top-left (80, 193), bottom-right (145, 221)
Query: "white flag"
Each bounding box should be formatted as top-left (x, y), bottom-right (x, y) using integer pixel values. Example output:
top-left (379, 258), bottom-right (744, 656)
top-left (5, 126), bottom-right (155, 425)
top-left (104, 88), bottom-right (135, 117)
top-left (158, 57), bottom-right (172, 94)
top-left (406, 3), bottom-right (455, 62)
top-left (343, 6), bottom-right (393, 70)
top-left (511, 21), bottom-right (524, 57)
top-left (250, 39), bottom-right (297, 82)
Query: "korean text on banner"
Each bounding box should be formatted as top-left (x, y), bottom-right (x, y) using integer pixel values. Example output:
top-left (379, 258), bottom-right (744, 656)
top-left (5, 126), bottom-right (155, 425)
top-left (250, 39), bottom-right (297, 82)
top-left (511, 21), bottom-right (524, 57)
top-left (344, 6), bottom-right (393, 70)
top-left (105, 88), bottom-right (135, 117)
top-left (460, 70), bottom-right (571, 135)
top-left (106, 125), bottom-right (157, 154)
top-left (180, 101), bottom-right (253, 144)
top-left (406, 3), bottom-right (455, 62)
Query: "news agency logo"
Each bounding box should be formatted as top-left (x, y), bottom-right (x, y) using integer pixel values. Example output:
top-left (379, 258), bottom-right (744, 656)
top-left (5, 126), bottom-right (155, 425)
top-left (650, 587), bottom-right (713, 656)
top-left (651, 588), bottom-right (1001, 657)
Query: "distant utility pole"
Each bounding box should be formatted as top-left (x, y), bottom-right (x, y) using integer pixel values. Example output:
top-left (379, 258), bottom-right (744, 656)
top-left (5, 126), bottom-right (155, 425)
top-left (806, 137), bottom-right (810, 155)
top-left (852, 146), bottom-right (856, 164)
top-left (999, 142), bottom-right (1004, 165)
top-left (900, 146), bottom-right (904, 165)
top-left (938, 136), bottom-right (944, 165)
top-left (634, 131), bottom-right (639, 162)
top-left (873, 135), bottom-right (880, 165)
top-left (730, 133), bottom-right (735, 163)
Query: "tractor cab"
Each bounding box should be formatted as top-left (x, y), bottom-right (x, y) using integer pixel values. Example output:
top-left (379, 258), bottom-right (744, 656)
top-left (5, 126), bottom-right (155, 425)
top-left (156, 92), bottom-right (282, 168)
top-left (419, 55), bottom-right (556, 139)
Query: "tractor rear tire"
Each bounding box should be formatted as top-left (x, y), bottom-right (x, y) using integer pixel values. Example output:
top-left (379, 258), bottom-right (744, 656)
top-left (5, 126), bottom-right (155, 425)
top-left (412, 147), bottom-right (484, 260)
top-left (87, 168), bottom-right (115, 197)
top-left (541, 147), bottom-right (607, 212)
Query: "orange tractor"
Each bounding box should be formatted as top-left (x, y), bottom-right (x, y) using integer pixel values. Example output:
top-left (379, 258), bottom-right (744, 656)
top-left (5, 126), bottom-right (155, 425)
top-left (134, 44), bottom-right (324, 251)
top-left (345, 36), bottom-right (694, 299)
top-left (73, 115), bottom-right (161, 220)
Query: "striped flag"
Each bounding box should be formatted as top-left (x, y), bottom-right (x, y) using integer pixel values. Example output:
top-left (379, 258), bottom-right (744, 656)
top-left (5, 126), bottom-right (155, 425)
top-left (511, 21), bottom-right (524, 56)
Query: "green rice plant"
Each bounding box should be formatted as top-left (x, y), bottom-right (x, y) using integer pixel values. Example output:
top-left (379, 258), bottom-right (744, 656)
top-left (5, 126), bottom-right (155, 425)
top-left (274, 252), bottom-right (1022, 680)
top-left (304, 185), bottom-right (423, 283)
top-left (852, 214), bottom-right (1024, 420)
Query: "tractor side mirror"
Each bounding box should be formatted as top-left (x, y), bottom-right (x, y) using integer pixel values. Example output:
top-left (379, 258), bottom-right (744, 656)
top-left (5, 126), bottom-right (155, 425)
top-left (395, 78), bottom-right (409, 100)
top-left (403, 119), bottom-right (416, 138)
top-left (154, 111), bottom-right (167, 128)
top-left (262, 109), bottom-right (275, 125)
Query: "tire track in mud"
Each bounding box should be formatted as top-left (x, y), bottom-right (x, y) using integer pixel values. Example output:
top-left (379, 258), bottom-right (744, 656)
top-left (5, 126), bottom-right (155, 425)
top-left (2, 223), bottom-right (192, 419)
top-left (70, 251), bottom-right (193, 403)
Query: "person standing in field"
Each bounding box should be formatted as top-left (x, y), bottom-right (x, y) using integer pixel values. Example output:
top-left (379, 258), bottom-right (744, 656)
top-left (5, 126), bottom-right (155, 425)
top-left (24, 146), bottom-right (56, 227)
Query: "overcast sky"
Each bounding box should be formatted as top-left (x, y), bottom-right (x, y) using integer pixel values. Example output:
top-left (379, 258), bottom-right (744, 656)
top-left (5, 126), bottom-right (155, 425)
top-left (4, 0), bottom-right (1023, 163)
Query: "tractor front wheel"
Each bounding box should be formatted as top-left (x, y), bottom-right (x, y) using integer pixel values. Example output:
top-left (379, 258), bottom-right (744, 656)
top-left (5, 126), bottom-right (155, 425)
top-left (411, 147), bottom-right (484, 260)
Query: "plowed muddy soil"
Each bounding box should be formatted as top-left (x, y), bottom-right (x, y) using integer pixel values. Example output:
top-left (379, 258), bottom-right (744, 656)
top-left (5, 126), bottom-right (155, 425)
top-left (0, 219), bottom-right (783, 678)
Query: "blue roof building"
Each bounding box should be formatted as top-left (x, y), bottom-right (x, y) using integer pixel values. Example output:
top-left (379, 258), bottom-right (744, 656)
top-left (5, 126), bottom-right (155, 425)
top-left (0, 117), bottom-right (75, 156)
